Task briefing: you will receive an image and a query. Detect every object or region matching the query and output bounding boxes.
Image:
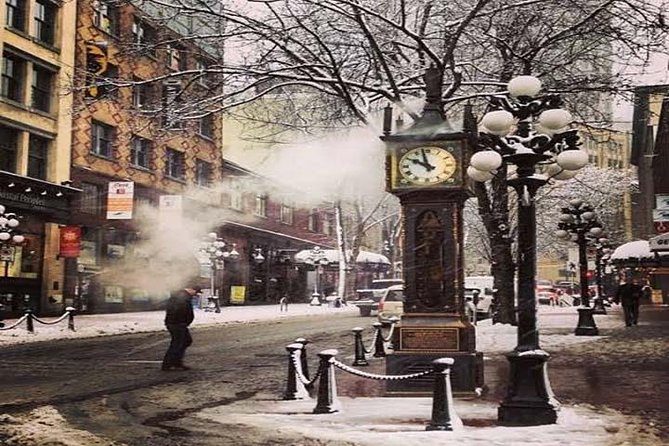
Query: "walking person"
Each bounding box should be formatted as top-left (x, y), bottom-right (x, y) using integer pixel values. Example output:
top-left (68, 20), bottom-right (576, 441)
top-left (162, 286), bottom-right (200, 371)
top-left (614, 278), bottom-right (642, 327)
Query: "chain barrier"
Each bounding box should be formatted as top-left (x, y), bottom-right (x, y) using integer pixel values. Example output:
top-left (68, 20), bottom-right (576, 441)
top-left (363, 328), bottom-right (378, 354)
top-left (291, 347), bottom-right (322, 388)
top-left (0, 307), bottom-right (76, 333)
top-left (332, 358), bottom-right (433, 381)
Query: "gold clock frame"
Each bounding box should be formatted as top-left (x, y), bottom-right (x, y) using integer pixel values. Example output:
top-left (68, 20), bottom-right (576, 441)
top-left (387, 140), bottom-right (465, 192)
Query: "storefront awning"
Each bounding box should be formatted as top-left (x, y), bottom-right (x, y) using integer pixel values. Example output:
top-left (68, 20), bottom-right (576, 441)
top-left (294, 249), bottom-right (390, 267)
top-left (610, 240), bottom-right (669, 265)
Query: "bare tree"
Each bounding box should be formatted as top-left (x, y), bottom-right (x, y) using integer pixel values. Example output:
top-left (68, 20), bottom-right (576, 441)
top-left (88, 0), bottom-right (668, 323)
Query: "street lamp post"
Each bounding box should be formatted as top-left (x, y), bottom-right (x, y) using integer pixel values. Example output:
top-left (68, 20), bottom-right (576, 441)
top-left (468, 75), bottom-right (587, 425)
top-left (555, 199), bottom-right (603, 335)
top-left (200, 232), bottom-right (239, 312)
top-left (306, 246), bottom-right (329, 306)
top-left (0, 204), bottom-right (25, 277)
top-left (591, 236), bottom-right (611, 314)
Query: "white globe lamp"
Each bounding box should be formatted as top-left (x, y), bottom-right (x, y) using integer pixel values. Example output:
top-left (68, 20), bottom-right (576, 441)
top-left (538, 109), bottom-right (572, 130)
top-left (470, 151), bottom-right (503, 171)
top-left (508, 76), bottom-right (542, 98)
top-left (467, 166), bottom-right (494, 182)
top-left (481, 110), bottom-right (515, 135)
top-left (556, 150), bottom-right (588, 171)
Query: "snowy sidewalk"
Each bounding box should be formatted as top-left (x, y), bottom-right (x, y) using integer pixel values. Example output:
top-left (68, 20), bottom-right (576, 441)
top-left (0, 303), bottom-right (358, 347)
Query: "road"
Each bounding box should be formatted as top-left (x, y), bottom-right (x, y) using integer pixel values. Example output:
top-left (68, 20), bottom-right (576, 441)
top-left (0, 312), bottom-right (364, 445)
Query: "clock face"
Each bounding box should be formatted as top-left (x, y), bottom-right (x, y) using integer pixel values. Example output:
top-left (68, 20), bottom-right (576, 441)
top-left (398, 146), bottom-right (458, 185)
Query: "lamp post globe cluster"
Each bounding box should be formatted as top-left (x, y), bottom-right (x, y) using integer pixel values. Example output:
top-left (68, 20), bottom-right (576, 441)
top-left (556, 199), bottom-right (604, 335)
top-left (591, 235), bottom-right (613, 315)
top-left (0, 204), bottom-right (24, 245)
top-left (199, 232), bottom-right (239, 311)
top-left (468, 75), bottom-right (588, 426)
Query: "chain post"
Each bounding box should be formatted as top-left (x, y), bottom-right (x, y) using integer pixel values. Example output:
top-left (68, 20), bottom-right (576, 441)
top-left (426, 358), bottom-right (462, 431)
top-left (295, 337), bottom-right (310, 381)
top-left (372, 322), bottom-right (386, 357)
top-left (284, 343), bottom-right (309, 400)
top-left (351, 327), bottom-right (369, 366)
top-left (313, 349), bottom-right (340, 414)
top-left (66, 306), bottom-right (76, 331)
top-left (25, 309), bottom-right (34, 333)
top-left (387, 316), bottom-right (400, 350)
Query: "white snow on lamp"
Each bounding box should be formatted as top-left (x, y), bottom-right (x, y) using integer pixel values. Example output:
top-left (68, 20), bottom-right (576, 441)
top-left (569, 198), bottom-right (584, 208)
top-left (581, 211), bottom-right (595, 221)
top-left (589, 227), bottom-right (603, 236)
top-left (0, 232), bottom-right (10, 241)
top-left (12, 234), bottom-right (24, 243)
top-left (555, 229), bottom-right (570, 239)
top-left (538, 109), bottom-right (572, 130)
top-left (556, 150), bottom-right (588, 171)
top-left (467, 166), bottom-right (494, 182)
top-left (470, 151), bottom-right (503, 171)
top-left (481, 110), bottom-right (514, 135)
top-left (508, 76), bottom-right (542, 98)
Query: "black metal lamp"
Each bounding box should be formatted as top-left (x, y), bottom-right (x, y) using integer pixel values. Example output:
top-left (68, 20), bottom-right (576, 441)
top-left (468, 75), bottom-right (588, 426)
top-left (556, 199), bottom-right (603, 335)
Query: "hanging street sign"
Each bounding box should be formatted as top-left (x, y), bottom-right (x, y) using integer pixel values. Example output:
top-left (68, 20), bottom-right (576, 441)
top-left (649, 233), bottom-right (669, 251)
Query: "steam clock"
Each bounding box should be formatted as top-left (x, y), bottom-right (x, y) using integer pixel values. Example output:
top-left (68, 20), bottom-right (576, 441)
top-left (382, 67), bottom-right (483, 393)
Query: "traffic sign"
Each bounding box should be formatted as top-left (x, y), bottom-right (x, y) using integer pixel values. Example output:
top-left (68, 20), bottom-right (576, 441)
top-left (654, 221), bottom-right (669, 234)
top-left (650, 233), bottom-right (669, 251)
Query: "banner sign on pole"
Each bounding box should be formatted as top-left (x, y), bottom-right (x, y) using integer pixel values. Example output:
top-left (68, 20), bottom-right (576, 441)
top-left (59, 226), bottom-right (81, 258)
top-left (649, 233), bottom-right (669, 251)
top-left (106, 181), bottom-right (134, 220)
top-left (656, 194), bottom-right (669, 210)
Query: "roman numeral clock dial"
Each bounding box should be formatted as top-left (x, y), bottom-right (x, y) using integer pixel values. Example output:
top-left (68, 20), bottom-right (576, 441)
top-left (398, 146), bottom-right (458, 186)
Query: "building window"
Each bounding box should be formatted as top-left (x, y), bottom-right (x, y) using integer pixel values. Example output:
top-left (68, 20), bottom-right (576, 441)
top-left (308, 209), bottom-right (319, 232)
top-left (321, 213), bottom-right (332, 235)
top-left (5, 0), bottom-right (26, 31)
top-left (132, 17), bottom-right (156, 55)
top-left (280, 203), bottom-right (294, 225)
top-left (91, 121), bottom-right (114, 158)
top-left (199, 114), bottom-right (214, 139)
top-left (165, 148), bottom-right (184, 180)
top-left (80, 182), bottom-right (101, 214)
top-left (1, 53), bottom-right (24, 102)
top-left (196, 59), bottom-right (208, 86)
top-left (167, 44), bottom-right (184, 71)
top-left (195, 159), bottom-right (211, 187)
top-left (33, 0), bottom-right (56, 45)
top-left (130, 136), bottom-right (151, 169)
top-left (28, 134), bottom-right (48, 179)
top-left (31, 65), bottom-right (53, 112)
top-left (92, 0), bottom-right (118, 35)
top-left (161, 80), bottom-right (184, 128)
top-left (0, 126), bottom-right (18, 172)
top-left (254, 194), bottom-right (268, 217)
top-left (132, 81), bottom-right (149, 109)
top-left (229, 182), bottom-right (242, 210)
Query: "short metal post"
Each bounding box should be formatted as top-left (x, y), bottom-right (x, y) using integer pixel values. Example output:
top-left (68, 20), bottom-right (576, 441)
top-left (295, 338), bottom-right (310, 382)
top-left (372, 322), bottom-right (386, 357)
top-left (351, 327), bottom-right (368, 366)
top-left (284, 343), bottom-right (309, 400)
top-left (25, 309), bottom-right (34, 333)
top-left (387, 316), bottom-right (400, 350)
top-left (313, 349), bottom-right (340, 414)
top-left (426, 358), bottom-right (462, 431)
top-left (66, 306), bottom-right (76, 331)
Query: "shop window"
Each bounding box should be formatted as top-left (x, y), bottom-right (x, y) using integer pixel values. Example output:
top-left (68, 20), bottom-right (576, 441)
top-left (28, 134), bottom-right (48, 180)
top-left (79, 182), bottom-right (101, 214)
top-left (31, 65), bottom-right (54, 112)
top-left (130, 136), bottom-right (151, 169)
top-left (195, 159), bottom-right (211, 187)
top-left (196, 59), bottom-right (208, 86)
top-left (33, 0), bottom-right (56, 45)
top-left (91, 120), bottom-right (114, 158)
top-left (5, 0), bottom-right (26, 31)
top-left (165, 148), bottom-right (184, 180)
top-left (92, 0), bottom-right (119, 35)
top-left (255, 194), bottom-right (268, 217)
top-left (1, 52), bottom-right (25, 103)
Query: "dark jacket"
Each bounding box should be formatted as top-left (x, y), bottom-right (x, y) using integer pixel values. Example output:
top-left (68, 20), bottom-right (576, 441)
top-left (164, 289), bottom-right (195, 325)
top-left (615, 283), bottom-right (642, 306)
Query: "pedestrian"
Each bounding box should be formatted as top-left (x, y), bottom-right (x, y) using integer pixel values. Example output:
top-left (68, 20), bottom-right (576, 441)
top-left (162, 286), bottom-right (200, 371)
top-left (614, 278), bottom-right (642, 327)
top-left (279, 295), bottom-right (288, 312)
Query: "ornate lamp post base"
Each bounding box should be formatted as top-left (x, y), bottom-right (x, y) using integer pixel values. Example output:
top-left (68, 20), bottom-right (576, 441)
top-left (574, 307), bottom-right (599, 335)
top-left (498, 350), bottom-right (560, 426)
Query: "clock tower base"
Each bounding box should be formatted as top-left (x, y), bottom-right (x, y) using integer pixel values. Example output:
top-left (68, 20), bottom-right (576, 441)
top-left (385, 314), bottom-right (484, 395)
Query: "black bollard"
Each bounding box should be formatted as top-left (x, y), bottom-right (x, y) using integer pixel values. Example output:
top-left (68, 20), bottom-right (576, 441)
top-left (284, 343), bottom-right (309, 400)
top-left (426, 357), bottom-right (462, 431)
top-left (313, 349), bottom-right (340, 414)
top-left (66, 306), bottom-right (76, 331)
top-left (295, 337), bottom-right (310, 381)
top-left (25, 309), bottom-right (34, 333)
top-left (351, 327), bottom-right (369, 366)
top-left (372, 322), bottom-right (386, 357)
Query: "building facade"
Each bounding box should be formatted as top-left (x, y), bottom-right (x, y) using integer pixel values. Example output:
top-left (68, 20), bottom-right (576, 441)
top-left (0, 0), bottom-right (80, 316)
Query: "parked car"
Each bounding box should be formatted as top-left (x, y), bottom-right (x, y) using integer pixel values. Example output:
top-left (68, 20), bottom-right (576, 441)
top-left (536, 291), bottom-right (557, 305)
top-left (353, 279), bottom-right (404, 316)
top-left (377, 285), bottom-right (405, 324)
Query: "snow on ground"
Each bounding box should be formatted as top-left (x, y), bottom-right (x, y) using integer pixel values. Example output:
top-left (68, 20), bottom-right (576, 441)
top-left (1, 303), bottom-right (663, 445)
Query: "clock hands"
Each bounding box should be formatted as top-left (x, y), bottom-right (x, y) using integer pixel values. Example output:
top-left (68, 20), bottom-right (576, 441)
top-left (411, 149), bottom-right (435, 171)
